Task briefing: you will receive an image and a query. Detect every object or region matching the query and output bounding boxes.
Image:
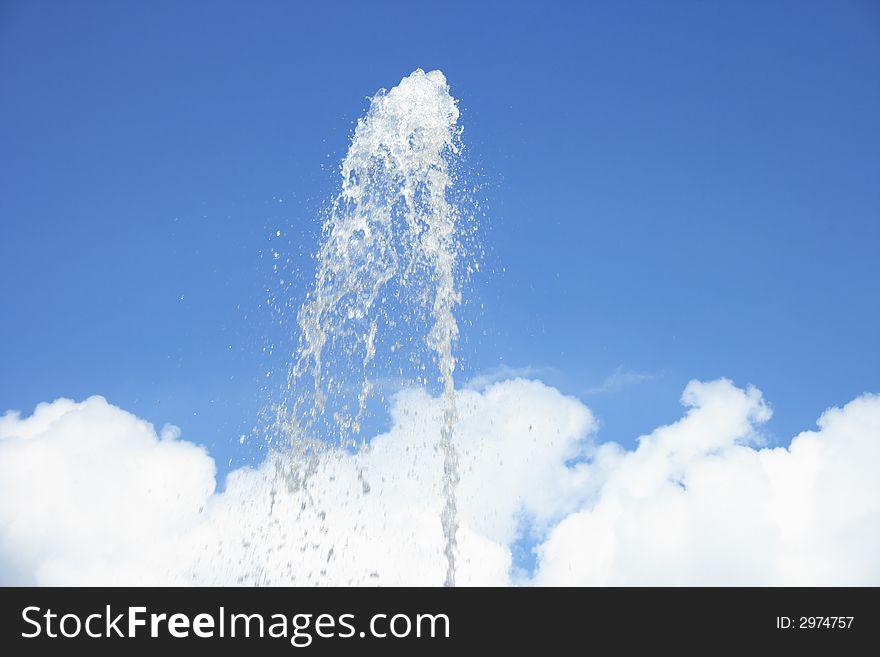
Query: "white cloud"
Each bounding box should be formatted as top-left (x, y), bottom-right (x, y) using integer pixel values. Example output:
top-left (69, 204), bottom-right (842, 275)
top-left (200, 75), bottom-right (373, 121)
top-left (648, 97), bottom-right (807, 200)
top-left (1, 378), bottom-right (878, 586)
top-left (0, 396), bottom-right (216, 585)
top-left (584, 365), bottom-right (658, 395)
top-left (533, 381), bottom-right (880, 585)
top-left (463, 364), bottom-right (557, 391)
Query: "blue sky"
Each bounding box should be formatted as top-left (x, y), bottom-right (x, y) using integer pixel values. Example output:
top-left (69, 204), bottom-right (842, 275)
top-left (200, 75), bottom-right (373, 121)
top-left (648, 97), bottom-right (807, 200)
top-left (1, 0), bottom-right (878, 476)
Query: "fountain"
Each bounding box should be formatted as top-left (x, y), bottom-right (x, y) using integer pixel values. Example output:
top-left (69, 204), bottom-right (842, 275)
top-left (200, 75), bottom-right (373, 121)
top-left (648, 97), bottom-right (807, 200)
top-left (274, 69), bottom-right (467, 586)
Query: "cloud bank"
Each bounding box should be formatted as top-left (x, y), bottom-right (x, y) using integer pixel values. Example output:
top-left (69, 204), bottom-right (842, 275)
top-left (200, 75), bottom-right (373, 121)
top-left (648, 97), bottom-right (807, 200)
top-left (1, 378), bottom-right (877, 585)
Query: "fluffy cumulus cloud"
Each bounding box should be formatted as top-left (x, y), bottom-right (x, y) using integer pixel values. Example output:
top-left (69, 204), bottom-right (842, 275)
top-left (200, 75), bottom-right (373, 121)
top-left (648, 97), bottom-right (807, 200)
top-left (534, 381), bottom-right (880, 585)
top-left (0, 378), bottom-right (878, 586)
top-left (0, 397), bottom-right (216, 585)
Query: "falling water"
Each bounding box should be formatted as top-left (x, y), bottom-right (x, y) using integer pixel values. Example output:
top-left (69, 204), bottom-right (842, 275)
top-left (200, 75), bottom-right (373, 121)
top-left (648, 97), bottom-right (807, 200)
top-left (276, 69), bottom-right (466, 586)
